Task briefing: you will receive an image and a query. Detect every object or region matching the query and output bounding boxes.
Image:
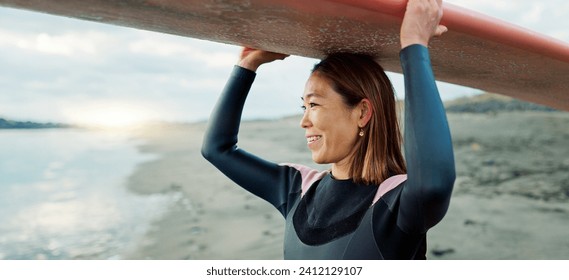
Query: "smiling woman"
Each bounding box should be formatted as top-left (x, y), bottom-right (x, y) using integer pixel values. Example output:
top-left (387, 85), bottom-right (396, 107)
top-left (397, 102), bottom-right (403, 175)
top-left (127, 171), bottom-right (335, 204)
top-left (63, 103), bottom-right (155, 128)
top-left (201, 0), bottom-right (456, 260)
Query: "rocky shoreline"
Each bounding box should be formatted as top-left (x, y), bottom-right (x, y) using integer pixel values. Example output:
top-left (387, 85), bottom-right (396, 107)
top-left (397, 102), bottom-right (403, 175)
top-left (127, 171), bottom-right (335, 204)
top-left (444, 93), bottom-right (557, 113)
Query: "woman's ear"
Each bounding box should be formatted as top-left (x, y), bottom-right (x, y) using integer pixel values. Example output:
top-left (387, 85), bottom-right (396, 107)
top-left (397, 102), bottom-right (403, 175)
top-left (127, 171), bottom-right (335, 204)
top-left (358, 98), bottom-right (373, 127)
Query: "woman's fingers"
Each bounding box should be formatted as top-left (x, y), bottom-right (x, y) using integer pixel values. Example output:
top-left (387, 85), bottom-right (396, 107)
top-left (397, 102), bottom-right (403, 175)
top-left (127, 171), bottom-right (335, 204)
top-left (434, 25), bottom-right (448, 37)
top-left (237, 47), bottom-right (289, 72)
top-left (400, 0), bottom-right (446, 48)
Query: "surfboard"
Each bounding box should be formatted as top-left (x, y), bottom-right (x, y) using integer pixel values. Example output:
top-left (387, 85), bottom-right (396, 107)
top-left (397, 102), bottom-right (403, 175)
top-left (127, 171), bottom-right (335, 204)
top-left (1, 0), bottom-right (568, 111)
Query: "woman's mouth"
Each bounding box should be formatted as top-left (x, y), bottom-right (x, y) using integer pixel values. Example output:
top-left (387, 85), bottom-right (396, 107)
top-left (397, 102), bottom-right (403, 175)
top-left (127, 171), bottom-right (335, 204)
top-left (307, 135), bottom-right (322, 144)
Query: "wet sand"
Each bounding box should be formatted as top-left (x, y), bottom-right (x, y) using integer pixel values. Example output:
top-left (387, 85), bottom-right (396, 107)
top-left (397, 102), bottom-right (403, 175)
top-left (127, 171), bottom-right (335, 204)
top-left (121, 105), bottom-right (569, 259)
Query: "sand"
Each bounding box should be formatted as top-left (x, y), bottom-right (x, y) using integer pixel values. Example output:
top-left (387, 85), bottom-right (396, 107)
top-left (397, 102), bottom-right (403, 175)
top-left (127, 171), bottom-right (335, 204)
top-left (120, 110), bottom-right (569, 260)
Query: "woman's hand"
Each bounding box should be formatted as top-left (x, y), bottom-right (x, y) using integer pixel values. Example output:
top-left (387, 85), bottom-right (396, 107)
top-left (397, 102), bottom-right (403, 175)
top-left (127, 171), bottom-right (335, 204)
top-left (237, 47), bottom-right (289, 72)
top-left (400, 0), bottom-right (448, 49)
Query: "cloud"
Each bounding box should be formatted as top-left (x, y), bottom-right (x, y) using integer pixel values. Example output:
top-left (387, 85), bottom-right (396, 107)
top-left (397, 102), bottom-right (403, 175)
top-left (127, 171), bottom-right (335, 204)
top-left (447, 0), bottom-right (569, 42)
top-left (0, 7), bottom-right (322, 123)
top-left (0, 30), bottom-right (112, 57)
top-left (522, 3), bottom-right (545, 24)
top-left (128, 37), bottom-right (236, 69)
top-left (0, 8), bottom-right (239, 122)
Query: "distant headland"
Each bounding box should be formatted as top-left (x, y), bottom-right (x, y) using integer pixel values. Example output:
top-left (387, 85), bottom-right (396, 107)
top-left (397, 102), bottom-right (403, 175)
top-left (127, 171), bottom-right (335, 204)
top-left (0, 118), bottom-right (73, 129)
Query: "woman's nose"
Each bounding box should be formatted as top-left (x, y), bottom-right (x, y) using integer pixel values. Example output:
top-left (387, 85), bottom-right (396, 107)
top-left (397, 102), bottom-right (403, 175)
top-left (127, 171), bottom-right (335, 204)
top-left (300, 111), bottom-right (311, 129)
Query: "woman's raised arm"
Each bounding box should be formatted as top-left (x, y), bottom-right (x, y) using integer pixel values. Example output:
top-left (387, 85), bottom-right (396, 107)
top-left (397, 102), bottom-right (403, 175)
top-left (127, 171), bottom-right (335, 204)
top-left (201, 48), bottom-right (298, 216)
top-left (397, 0), bottom-right (456, 233)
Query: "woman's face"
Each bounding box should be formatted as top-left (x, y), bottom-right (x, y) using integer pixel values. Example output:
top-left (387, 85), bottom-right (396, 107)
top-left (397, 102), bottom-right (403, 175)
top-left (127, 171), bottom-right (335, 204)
top-left (300, 72), bottom-right (361, 168)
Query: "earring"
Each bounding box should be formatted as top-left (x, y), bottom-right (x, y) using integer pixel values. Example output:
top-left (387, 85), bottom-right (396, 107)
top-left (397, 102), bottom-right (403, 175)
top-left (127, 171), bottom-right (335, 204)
top-left (359, 129), bottom-right (364, 137)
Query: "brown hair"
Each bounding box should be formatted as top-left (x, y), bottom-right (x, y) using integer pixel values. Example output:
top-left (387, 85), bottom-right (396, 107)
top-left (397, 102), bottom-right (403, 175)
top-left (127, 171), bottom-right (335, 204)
top-left (312, 53), bottom-right (406, 185)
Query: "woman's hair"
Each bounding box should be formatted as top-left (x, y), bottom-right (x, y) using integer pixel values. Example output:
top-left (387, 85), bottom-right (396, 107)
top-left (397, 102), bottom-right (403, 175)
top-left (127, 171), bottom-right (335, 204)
top-left (312, 53), bottom-right (406, 185)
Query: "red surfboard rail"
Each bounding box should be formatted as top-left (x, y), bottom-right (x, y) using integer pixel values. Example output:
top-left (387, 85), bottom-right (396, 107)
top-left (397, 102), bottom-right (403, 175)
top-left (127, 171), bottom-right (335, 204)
top-left (1, 0), bottom-right (568, 111)
top-left (331, 0), bottom-right (569, 64)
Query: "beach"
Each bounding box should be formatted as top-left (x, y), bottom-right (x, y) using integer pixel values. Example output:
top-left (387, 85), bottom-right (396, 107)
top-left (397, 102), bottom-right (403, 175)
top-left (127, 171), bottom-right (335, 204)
top-left (121, 97), bottom-right (569, 260)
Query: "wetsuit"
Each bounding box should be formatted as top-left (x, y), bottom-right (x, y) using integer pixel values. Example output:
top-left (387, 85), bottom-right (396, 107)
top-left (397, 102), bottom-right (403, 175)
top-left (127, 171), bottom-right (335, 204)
top-left (201, 44), bottom-right (455, 259)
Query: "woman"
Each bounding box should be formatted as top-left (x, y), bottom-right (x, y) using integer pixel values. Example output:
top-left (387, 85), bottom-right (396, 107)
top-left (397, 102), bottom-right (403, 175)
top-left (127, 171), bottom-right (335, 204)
top-left (202, 0), bottom-right (455, 259)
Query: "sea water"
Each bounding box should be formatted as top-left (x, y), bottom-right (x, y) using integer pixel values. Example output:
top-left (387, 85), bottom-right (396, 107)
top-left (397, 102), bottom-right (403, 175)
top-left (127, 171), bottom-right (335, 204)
top-left (0, 128), bottom-right (171, 259)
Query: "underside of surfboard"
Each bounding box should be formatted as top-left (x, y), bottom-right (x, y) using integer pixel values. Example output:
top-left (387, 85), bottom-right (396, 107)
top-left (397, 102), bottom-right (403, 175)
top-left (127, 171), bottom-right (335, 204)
top-left (1, 0), bottom-right (568, 111)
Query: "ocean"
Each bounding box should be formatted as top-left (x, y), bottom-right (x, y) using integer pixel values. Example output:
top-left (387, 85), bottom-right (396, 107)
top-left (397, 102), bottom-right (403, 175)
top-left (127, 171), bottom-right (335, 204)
top-left (0, 128), bottom-right (172, 259)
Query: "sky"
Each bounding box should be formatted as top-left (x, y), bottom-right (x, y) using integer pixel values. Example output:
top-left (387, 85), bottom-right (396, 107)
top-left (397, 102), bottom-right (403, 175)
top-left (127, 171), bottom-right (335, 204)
top-left (0, 0), bottom-right (568, 127)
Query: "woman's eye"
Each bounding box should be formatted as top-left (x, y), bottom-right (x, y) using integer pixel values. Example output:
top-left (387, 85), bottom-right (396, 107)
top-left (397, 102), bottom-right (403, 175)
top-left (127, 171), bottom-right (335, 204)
top-left (301, 103), bottom-right (318, 111)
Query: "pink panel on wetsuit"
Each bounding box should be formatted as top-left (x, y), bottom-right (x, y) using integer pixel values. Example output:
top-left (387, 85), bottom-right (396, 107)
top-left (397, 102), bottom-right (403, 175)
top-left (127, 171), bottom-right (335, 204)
top-left (280, 163), bottom-right (328, 197)
top-left (282, 163), bottom-right (406, 204)
top-left (372, 174), bottom-right (407, 206)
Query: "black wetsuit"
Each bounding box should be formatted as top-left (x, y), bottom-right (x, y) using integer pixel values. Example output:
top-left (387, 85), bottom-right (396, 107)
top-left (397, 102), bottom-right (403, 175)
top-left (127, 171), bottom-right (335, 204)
top-left (201, 44), bottom-right (455, 259)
